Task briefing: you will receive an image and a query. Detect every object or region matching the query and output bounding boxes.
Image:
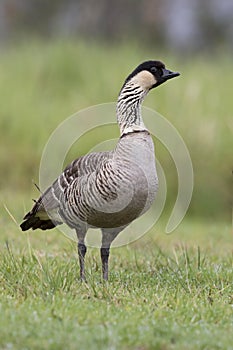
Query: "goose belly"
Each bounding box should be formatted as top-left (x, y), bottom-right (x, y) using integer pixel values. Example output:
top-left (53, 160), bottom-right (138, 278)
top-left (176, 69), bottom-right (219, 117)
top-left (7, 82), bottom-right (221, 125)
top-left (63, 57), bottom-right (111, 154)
top-left (84, 156), bottom-right (158, 228)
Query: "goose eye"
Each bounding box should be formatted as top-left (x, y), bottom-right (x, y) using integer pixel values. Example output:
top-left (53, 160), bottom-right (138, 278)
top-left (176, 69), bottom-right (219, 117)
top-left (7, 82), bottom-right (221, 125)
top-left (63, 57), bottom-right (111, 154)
top-left (150, 67), bottom-right (157, 73)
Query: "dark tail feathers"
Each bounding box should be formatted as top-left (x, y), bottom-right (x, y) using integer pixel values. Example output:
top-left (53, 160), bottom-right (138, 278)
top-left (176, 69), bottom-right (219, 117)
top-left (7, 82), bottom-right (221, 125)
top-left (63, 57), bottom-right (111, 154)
top-left (20, 216), bottom-right (56, 231)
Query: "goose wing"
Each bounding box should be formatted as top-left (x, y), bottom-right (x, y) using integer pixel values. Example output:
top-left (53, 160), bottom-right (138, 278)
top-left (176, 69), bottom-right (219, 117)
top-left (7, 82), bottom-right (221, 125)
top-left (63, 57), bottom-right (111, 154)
top-left (20, 151), bottom-right (112, 231)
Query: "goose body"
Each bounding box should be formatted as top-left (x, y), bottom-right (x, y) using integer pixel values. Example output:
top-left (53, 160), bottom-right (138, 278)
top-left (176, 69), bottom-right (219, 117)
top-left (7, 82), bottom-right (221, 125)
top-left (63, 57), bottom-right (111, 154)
top-left (21, 60), bottom-right (179, 280)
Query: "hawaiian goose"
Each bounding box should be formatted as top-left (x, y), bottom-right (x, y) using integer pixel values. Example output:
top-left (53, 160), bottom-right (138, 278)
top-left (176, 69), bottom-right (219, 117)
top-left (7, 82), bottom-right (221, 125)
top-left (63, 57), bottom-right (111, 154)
top-left (21, 61), bottom-right (180, 280)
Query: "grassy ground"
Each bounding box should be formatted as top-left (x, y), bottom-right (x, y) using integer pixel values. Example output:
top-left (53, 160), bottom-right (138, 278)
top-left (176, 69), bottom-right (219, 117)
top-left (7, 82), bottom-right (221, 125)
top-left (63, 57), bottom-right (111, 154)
top-left (0, 39), bottom-right (232, 349)
top-left (0, 214), bottom-right (232, 350)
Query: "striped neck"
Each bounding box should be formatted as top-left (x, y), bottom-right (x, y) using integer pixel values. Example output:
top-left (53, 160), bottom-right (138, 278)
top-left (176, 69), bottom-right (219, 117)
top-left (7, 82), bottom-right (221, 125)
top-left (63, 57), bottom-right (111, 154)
top-left (116, 81), bottom-right (149, 136)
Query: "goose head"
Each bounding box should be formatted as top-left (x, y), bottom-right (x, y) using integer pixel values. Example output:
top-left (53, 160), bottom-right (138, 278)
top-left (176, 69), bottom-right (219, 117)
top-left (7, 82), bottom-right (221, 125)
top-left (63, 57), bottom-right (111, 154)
top-left (123, 60), bottom-right (180, 91)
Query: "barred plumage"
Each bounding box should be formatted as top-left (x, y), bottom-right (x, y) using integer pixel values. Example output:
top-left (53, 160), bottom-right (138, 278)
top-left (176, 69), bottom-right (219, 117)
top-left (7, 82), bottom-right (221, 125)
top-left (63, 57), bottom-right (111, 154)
top-left (20, 60), bottom-right (180, 280)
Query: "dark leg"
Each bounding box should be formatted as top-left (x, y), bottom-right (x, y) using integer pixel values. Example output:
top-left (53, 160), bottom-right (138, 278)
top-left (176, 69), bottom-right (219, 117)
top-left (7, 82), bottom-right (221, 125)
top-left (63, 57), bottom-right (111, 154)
top-left (78, 242), bottom-right (87, 281)
top-left (101, 227), bottom-right (125, 281)
top-left (76, 228), bottom-right (87, 281)
top-left (101, 247), bottom-right (110, 281)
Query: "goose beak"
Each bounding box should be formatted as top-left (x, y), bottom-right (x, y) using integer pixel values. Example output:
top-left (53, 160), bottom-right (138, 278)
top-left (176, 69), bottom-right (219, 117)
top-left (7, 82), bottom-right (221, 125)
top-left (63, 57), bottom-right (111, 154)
top-left (161, 68), bottom-right (180, 80)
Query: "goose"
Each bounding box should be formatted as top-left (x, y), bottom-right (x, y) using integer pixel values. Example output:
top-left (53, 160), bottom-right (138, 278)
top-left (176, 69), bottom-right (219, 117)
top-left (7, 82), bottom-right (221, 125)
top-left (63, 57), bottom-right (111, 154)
top-left (20, 60), bottom-right (180, 280)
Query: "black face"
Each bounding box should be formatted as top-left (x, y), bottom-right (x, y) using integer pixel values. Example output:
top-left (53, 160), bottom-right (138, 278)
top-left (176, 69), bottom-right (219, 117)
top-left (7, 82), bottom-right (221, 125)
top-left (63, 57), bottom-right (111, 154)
top-left (125, 60), bottom-right (180, 89)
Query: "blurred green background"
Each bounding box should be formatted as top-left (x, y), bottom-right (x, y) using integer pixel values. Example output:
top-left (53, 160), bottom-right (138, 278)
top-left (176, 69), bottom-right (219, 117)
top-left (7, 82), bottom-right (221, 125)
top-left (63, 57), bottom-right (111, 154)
top-left (0, 0), bottom-right (232, 225)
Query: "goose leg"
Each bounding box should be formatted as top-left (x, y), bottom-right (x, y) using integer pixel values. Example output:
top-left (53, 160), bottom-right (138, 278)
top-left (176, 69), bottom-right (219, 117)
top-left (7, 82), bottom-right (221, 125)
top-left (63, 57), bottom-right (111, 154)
top-left (101, 227), bottom-right (124, 281)
top-left (76, 228), bottom-right (87, 281)
top-left (100, 247), bottom-right (110, 281)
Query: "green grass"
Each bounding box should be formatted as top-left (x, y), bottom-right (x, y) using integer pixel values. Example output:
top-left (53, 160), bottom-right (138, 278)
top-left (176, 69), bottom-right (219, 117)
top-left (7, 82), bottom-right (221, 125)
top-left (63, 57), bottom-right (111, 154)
top-left (0, 216), bottom-right (232, 350)
top-left (0, 39), bottom-right (232, 349)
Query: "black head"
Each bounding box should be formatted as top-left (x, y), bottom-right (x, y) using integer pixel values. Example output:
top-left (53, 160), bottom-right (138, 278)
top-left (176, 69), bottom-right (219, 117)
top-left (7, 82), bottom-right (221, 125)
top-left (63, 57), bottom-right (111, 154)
top-left (124, 60), bottom-right (180, 90)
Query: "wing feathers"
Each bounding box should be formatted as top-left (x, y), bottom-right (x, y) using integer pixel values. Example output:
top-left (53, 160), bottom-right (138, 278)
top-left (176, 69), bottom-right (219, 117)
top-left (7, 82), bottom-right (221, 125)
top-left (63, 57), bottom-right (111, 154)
top-left (20, 151), bottom-right (112, 231)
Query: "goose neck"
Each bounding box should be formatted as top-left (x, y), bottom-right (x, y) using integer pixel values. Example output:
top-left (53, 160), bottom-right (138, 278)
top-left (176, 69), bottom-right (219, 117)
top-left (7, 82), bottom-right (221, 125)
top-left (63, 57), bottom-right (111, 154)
top-left (116, 83), bottom-right (148, 136)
